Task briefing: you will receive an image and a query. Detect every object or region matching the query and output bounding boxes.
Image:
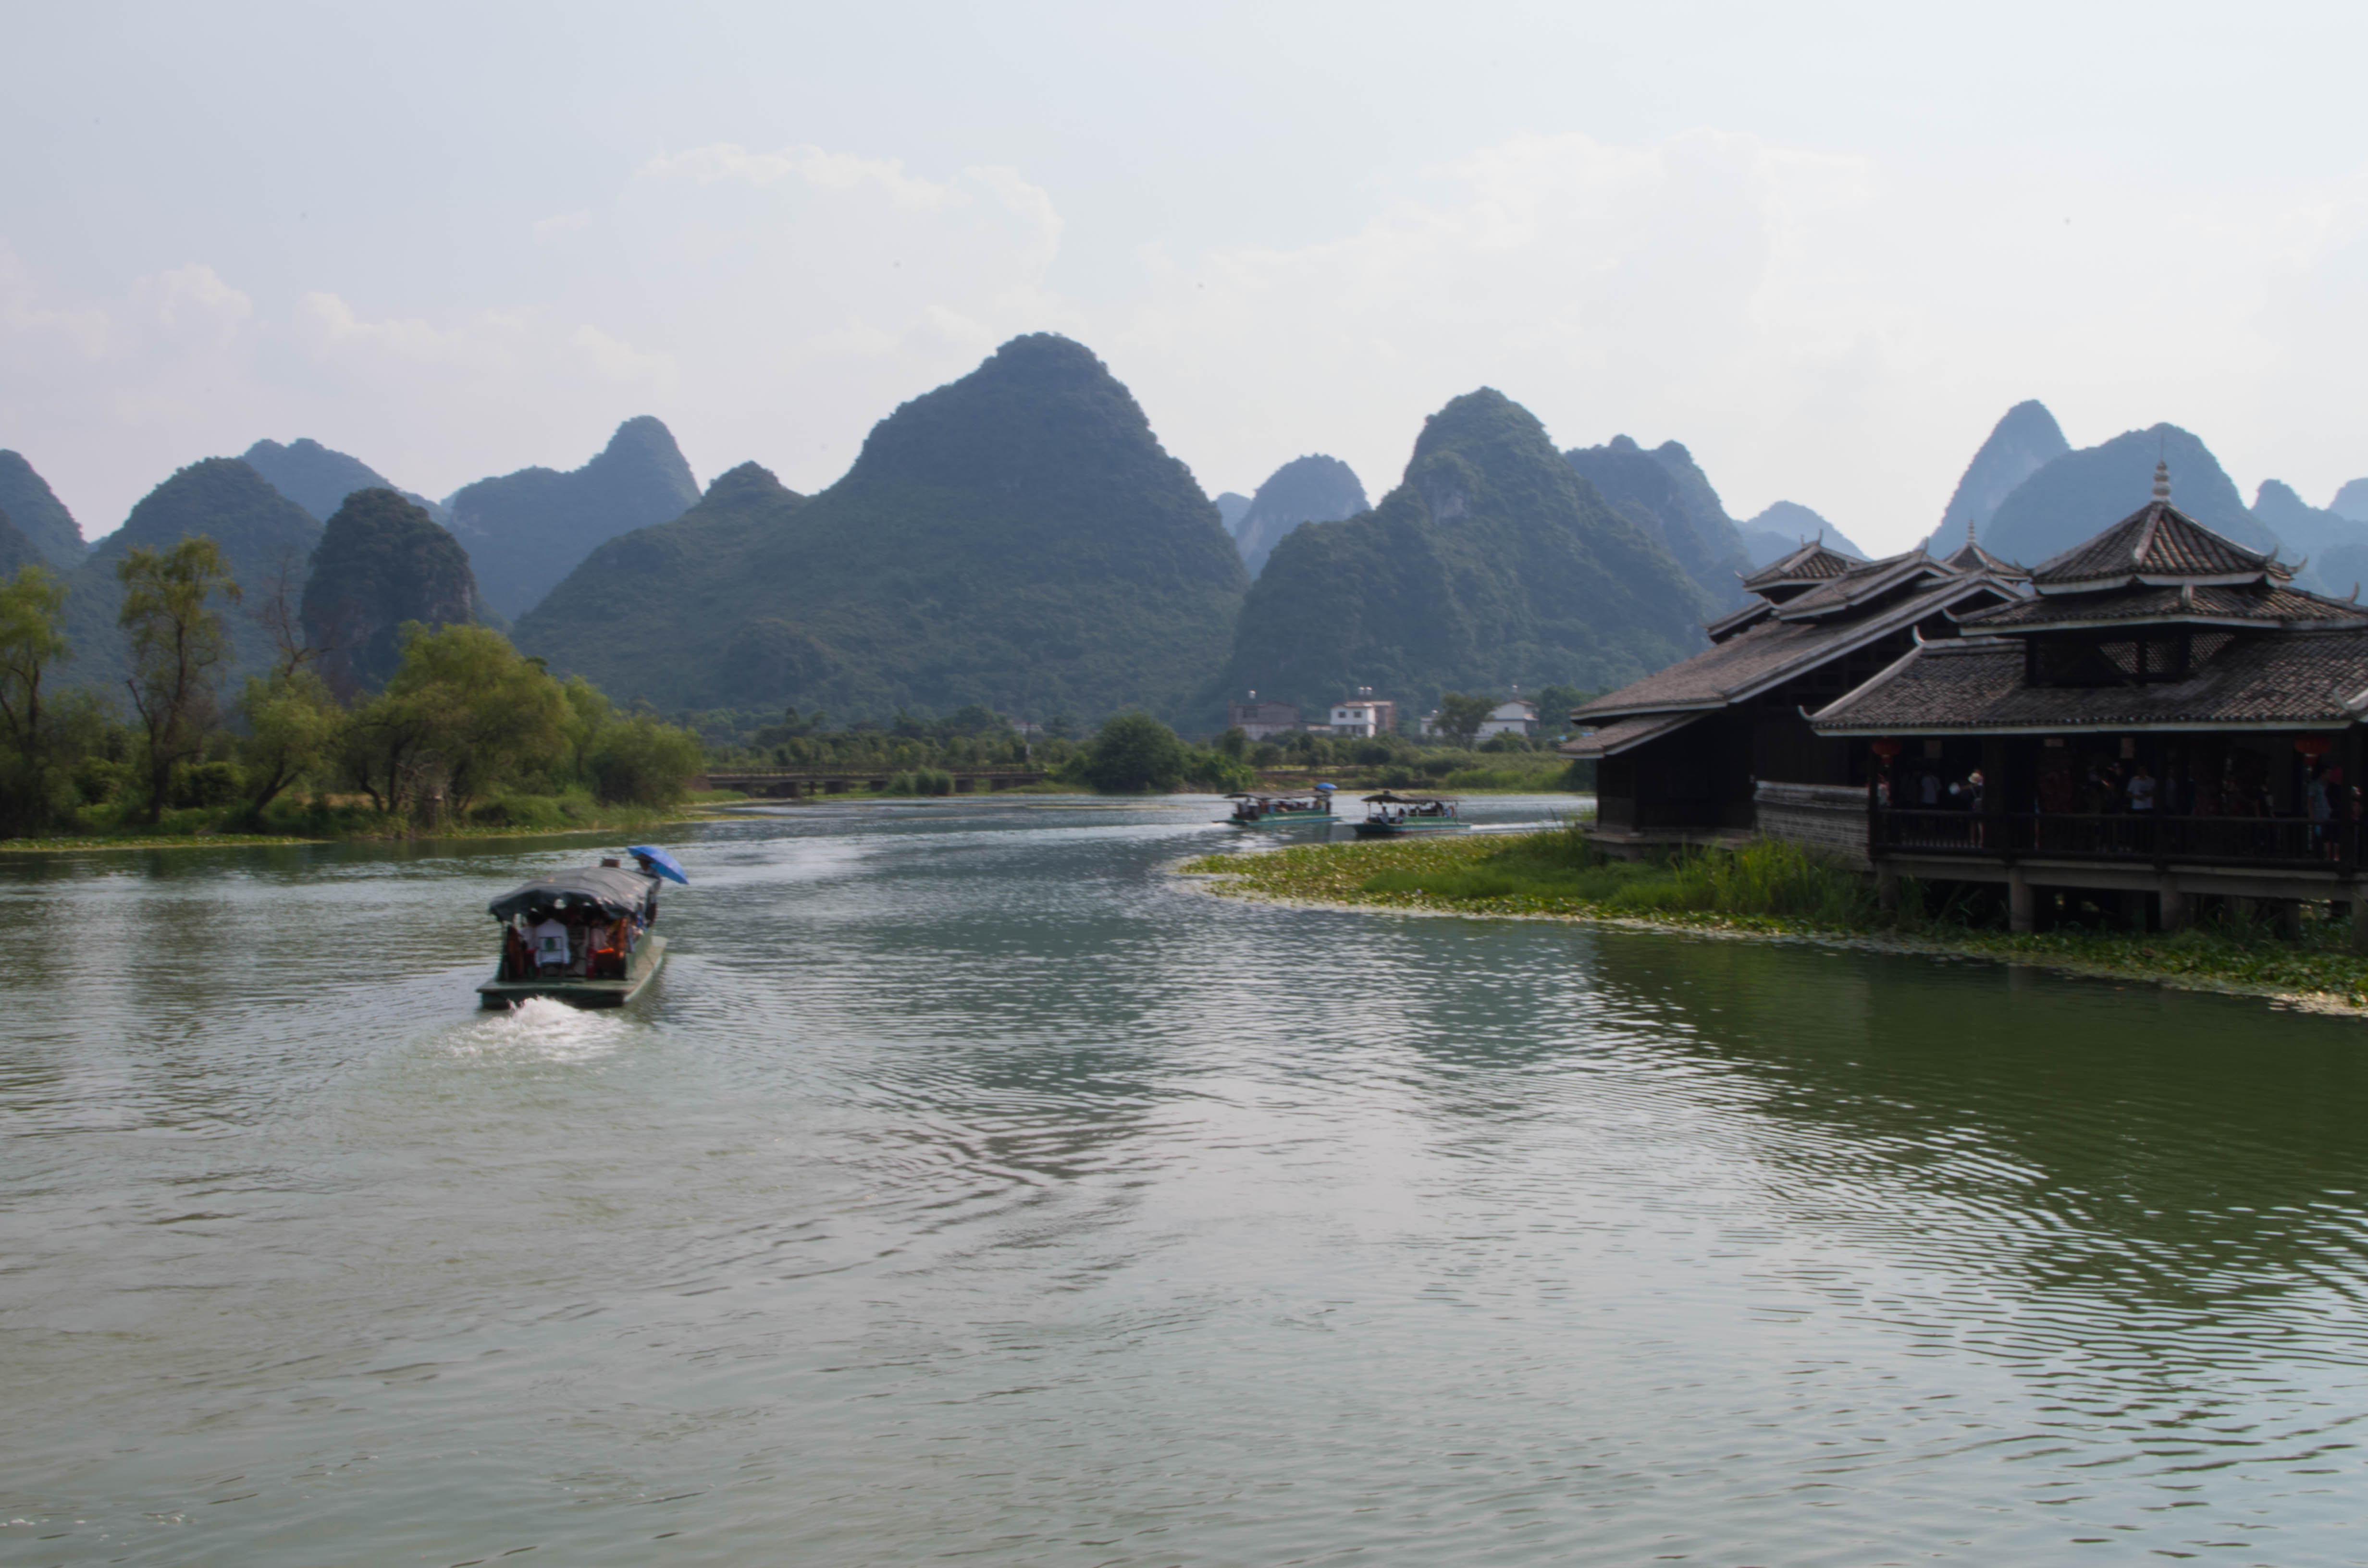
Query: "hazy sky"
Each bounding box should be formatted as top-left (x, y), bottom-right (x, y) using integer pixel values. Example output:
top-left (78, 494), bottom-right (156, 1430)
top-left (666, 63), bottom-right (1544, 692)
top-left (7, 0), bottom-right (2368, 551)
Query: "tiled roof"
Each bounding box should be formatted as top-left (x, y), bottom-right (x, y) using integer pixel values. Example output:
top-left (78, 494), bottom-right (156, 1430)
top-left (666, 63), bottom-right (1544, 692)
top-left (1959, 581), bottom-right (2365, 633)
top-left (1769, 551), bottom-right (1958, 621)
top-left (2029, 501), bottom-right (2287, 589)
top-left (1944, 539), bottom-right (2028, 580)
top-left (1740, 540), bottom-right (1858, 592)
top-left (1573, 573), bottom-right (2010, 720)
top-left (1811, 628), bottom-right (2368, 733)
top-left (1557, 710), bottom-right (1705, 759)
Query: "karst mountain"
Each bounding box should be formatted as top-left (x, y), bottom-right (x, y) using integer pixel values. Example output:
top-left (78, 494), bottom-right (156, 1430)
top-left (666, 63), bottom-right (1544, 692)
top-left (1219, 389), bottom-right (1705, 715)
top-left (518, 334), bottom-right (1249, 721)
top-left (447, 416), bottom-right (703, 620)
top-left (1231, 456), bottom-right (1369, 577)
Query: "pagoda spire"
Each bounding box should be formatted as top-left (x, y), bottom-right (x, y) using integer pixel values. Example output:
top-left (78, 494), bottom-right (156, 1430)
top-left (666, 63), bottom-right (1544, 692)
top-left (2153, 459), bottom-right (2171, 502)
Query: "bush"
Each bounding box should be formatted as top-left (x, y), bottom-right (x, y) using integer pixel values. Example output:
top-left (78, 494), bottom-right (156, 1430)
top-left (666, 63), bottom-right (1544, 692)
top-left (171, 760), bottom-right (246, 809)
top-left (1080, 712), bottom-right (1190, 793)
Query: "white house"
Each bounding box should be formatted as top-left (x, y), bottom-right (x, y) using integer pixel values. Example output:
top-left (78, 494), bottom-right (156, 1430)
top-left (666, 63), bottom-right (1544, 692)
top-left (1479, 698), bottom-right (1537, 739)
top-left (1326, 688), bottom-right (1397, 737)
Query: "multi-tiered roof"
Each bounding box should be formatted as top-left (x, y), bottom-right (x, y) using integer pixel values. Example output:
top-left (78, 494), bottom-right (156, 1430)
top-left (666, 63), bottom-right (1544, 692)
top-left (1812, 466), bottom-right (2368, 736)
top-left (1564, 538), bottom-right (2026, 756)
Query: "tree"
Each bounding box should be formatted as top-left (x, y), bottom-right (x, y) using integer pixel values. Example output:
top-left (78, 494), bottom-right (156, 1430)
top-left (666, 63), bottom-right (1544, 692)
top-left (237, 667), bottom-right (341, 817)
top-left (1434, 692), bottom-right (1498, 750)
top-left (374, 623), bottom-right (567, 817)
top-left (1079, 712), bottom-right (1190, 793)
top-left (0, 564), bottom-right (71, 834)
top-left (118, 538), bottom-right (241, 825)
top-left (585, 713), bottom-right (704, 807)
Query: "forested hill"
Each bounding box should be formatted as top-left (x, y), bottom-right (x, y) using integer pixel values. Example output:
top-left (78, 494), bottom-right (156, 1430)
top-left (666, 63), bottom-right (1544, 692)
top-left (0, 450), bottom-right (86, 568)
top-left (301, 489), bottom-right (485, 694)
top-left (1927, 400), bottom-right (2068, 555)
top-left (57, 458), bottom-right (324, 689)
top-left (1219, 389), bottom-right (1707, 716)
top-left (1563, 436), bottom-right (1753, 609)
top-left (518, 334), bottom-right (1249, 722)
top-left (0, 505), bottom-right (39, 575)
top-left (243, 438), bottom-right (448, 526)
top-left (1233, 455), bottom-right (1367, 576)
top-left (1984, 424), bottom-right (2273, 567)
top-left (446, 416), bottom-right (702, 620)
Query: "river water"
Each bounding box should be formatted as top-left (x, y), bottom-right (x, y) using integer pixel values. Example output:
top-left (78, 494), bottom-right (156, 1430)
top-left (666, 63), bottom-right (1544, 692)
top-left (3, 795), bottom-right (2367, 1566)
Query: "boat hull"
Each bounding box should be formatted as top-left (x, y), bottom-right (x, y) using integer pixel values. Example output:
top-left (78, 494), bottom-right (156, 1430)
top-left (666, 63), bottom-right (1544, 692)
top-left (1352, 821), bottom-right (1470, 838)
top-left (477, 935), bottom-right (666, 1009)
top-left (1227, 814), bottom-right (1333, 828)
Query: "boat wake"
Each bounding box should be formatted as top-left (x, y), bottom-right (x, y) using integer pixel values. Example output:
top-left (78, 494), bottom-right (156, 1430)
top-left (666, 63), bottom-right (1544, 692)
top-left (444, 996), bottom-right (632, 1062)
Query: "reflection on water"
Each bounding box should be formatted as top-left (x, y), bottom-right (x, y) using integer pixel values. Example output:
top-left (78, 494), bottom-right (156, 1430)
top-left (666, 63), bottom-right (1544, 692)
top-left (3, 796), bottom-right (2366, 1564)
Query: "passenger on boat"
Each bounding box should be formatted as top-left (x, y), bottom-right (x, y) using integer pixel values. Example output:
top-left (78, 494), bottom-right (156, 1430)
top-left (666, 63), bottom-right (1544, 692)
top-left (530, 916), bottom-right (573, 975)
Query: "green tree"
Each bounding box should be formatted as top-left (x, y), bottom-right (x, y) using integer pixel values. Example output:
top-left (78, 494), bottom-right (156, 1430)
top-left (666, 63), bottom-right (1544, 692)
top-left (0, 564), bottom-right (71, 834)
top-left (1079, 712), bottom-right (1190, 793)
top-left (237, 667), bottom-right (341, 817)
top-left (118, 538), bottom-right (241, 825)
top-left (1434, 692), bottom-right (1498, 750)
top-left (346, 623), bottom-right (567, 819)
top-left (585, 712), bottom-right (704, 807)
top-left (1214, 725), bottom-right (1250, 759)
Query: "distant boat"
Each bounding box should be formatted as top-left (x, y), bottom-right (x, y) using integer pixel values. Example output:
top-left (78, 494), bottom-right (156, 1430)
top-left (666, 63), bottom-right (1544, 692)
top-left (1352, 791), bottom-right (1469, 838)
top-left (477, 856), bottom-right (674, 1009)
top-left (1224, 786), bottom-right (1337, 827)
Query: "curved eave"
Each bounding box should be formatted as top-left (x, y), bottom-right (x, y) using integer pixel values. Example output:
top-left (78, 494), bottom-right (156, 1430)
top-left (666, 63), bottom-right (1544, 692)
top-left (1814, 716), bottom-right (2357, 737)
top-left (2035, 571), bottom-right (2277, 594)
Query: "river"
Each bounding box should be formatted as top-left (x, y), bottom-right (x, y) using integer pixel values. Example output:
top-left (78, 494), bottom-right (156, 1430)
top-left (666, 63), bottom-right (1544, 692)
top-left (3, 795), bottom-right (2365, 1565)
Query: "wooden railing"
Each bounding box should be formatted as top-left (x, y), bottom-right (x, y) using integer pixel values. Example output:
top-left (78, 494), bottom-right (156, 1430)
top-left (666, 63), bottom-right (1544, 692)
top-left (1873, 808), bottom-right (2356, 869)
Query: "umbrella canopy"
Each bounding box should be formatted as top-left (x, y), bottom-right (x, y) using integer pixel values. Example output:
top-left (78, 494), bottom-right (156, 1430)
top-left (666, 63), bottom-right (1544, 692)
top-left (627, 845), bottom-right (690, 885)
top-left (1314, 782), bottom-right (1337, 791)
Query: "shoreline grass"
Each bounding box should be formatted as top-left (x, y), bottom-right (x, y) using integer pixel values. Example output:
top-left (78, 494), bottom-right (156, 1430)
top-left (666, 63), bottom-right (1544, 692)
top-left (1181, 827), bottom-right (2368, 1015)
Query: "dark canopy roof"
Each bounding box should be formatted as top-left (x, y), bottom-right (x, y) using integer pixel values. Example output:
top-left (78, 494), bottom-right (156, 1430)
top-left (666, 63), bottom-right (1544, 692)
top-left (488, 865), bottom-right (657, 922)
top-left (1810, 627), bottom-right (2368, 735)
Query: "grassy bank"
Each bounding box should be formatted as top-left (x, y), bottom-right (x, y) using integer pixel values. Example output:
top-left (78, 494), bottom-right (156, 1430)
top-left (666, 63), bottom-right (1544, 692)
top-left (1182, 827), bottom-right (2368, 1012)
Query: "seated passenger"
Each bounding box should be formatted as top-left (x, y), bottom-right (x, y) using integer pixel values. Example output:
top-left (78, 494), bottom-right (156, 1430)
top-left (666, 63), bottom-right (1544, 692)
top-left (530, 916), bottom-right (572, 974)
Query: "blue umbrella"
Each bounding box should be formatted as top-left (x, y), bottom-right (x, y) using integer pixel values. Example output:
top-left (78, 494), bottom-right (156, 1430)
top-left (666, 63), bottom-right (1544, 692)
top-left (627, 845), bottom-right (690, 885)
top-left (1314, 782), bottom-right (1337, 792)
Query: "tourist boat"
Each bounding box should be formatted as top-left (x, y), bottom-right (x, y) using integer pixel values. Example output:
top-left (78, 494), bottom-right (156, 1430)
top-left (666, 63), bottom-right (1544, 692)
top-left (1224, 785), bottom-right (1337, 827)
top-left (476, 846), bottom-right (686, 1009)
top-left (1352, 792), bottom-right (1469, 838)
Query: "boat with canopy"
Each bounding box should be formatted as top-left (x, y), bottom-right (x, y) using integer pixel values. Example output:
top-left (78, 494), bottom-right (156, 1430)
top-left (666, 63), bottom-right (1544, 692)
top-left (476, 848), bottom-right (682, 1008)
top-left (1224, 784), bottom-right (1337, 827)
top-left (1351, 792), bottom-right (1468, 838)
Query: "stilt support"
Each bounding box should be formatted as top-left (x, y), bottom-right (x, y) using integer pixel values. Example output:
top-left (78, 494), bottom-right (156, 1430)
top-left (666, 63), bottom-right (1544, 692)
top-left (2009, 866), bottom-right (2034, 934)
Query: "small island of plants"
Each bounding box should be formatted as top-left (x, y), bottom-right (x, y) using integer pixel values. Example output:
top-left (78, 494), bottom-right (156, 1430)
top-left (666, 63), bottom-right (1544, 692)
top-left (1184, 823), bottom-right (2368, 1012)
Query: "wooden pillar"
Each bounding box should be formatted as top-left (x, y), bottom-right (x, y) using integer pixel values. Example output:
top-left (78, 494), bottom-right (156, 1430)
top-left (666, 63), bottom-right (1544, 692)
top-left (2350, 895), bottom-right (2368, 955)
top-left (2009, 866), bottom-right (2035, 933)
top-left (2275, 899), bottom-right (2304, 942)
top-left (2158, 874), bottom-right (2189, 931)
top-left (1876, 864), bottom-right (1899, 915)
top-left (2121, 889), bottom-right (2150, 931)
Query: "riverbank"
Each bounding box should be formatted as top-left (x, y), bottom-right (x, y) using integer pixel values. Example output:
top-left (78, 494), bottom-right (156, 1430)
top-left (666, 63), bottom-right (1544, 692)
top-left (1181, 829), bottom-right (2368, 1015)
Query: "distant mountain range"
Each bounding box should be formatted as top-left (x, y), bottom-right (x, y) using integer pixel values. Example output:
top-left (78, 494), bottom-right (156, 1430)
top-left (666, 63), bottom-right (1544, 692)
top-left (1221, 390), bottom-right (1707, 714)
top-left (1565, 436), bottom-right (1754, 610)
top-left (1231, 455), bottom-right (1368, 576)
top-left (446, 417), bottom-right (702, 620)
top-left (1739, 501), bottom-right (1863, 565)
top-left (1927, 401), bottom-right (2069, 556)
top-left (242, 438), bottom-right (449, 527)
top-left (517, 335), bottom-right (1248, 721)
